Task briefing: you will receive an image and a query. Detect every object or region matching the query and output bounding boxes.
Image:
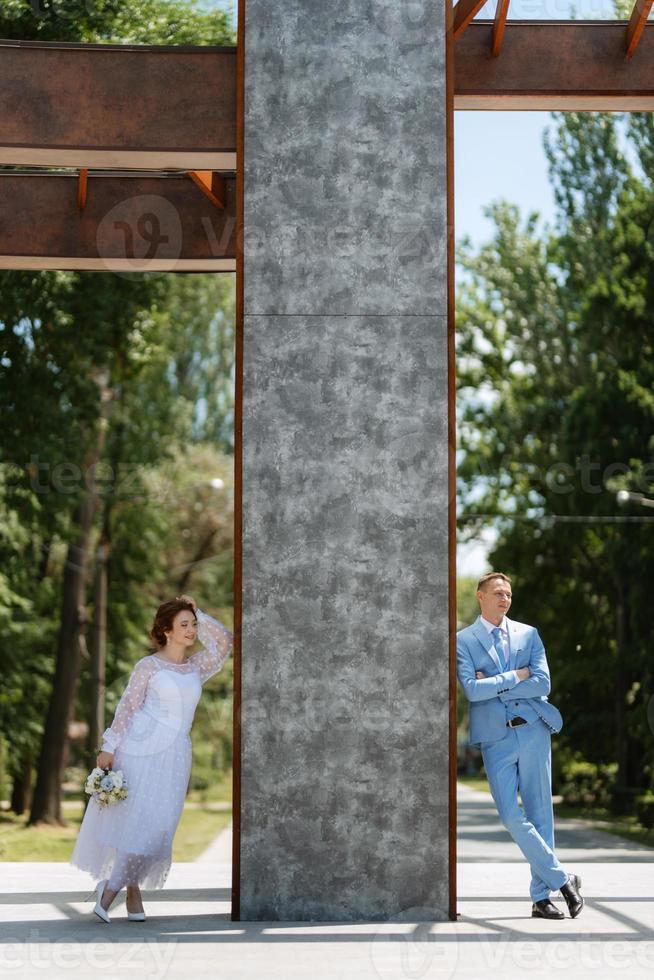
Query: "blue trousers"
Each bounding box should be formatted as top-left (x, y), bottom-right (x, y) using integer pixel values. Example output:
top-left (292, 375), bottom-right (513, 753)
top-left (481, 719), bottom-right (569, 902)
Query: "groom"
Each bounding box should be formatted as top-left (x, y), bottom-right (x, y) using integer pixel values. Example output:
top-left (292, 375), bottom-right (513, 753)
top-left (457, 572), bottom-right (584, 919)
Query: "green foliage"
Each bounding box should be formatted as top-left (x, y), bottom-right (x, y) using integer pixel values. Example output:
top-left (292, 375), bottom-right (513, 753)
top-left (456, 575), bottom-right (480, 629)
top-left (0, 735), bottom-right (9, 803)
top-left (0, 0), bottom-right (235, 45)
top-left (0, 0), bottom-right (236, 826)
top-left (457, 110), bottom-right (654, 801)
top-left (556, 755), bottom-right (617, 808)
top-left (635, 794), bottom-right (654, 829)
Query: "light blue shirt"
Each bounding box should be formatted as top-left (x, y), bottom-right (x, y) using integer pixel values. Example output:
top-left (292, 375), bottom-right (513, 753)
top-left (481, 614), bottom-right (510, 667)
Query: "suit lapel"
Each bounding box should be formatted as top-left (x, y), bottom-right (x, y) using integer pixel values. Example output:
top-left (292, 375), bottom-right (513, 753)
top-left (506, 617), bottom-right (523, 670)
top-left (471, 616), bottom-right (503, 673)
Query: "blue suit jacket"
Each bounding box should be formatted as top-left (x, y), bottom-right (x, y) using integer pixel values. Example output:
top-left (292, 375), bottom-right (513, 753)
top-left (457, 615), bottom-right (563, 746)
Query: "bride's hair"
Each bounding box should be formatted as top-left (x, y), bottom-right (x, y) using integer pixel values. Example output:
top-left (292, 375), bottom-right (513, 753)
top-left (149, 598), bottom-right (196, 651)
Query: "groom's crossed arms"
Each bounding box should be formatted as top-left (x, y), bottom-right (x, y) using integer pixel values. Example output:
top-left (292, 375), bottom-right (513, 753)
top-left (457, 631), bottom-right (551, 703)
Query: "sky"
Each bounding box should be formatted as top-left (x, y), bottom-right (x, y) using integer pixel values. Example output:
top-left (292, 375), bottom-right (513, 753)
top-left (454, 2), bottom-right (624, 571)
top-left (203, 0), bottom-right (624, 574)
top-left (454, 111), bottom-right (558, 574)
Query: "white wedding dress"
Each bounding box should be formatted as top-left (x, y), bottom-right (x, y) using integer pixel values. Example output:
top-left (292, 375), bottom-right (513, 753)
top-left (69, 607), bottom-right (233, 891)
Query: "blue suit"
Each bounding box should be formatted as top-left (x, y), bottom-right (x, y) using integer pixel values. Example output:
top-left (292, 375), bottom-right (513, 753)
top-left (457, 615), bottom-right (568, 902)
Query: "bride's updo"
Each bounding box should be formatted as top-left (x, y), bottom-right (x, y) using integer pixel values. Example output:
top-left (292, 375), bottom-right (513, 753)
top-left (149, 598), bottom-right (196, 652)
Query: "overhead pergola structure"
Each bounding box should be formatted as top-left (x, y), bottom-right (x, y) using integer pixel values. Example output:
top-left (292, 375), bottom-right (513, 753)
top-left (1, 16), bottom-right (652, 268)
top-left (2, 4), bottom-right (654, 925)
top-left (0, 39), bottom-right (236, 270)
top-left (454, 19), bottom-right (654, 109)
top-left (453, 1), bottom-right (654, 59)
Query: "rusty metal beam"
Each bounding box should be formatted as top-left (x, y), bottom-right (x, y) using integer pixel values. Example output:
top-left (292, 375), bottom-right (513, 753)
top-left (0, 172), bottom-right (236, 271)
top-left (453, 0), bottom-right (488, 41)
top-left (187, 171), bottom-right (227, 209)
top-left (77, 168), bottom-right (88, 210)
top-left (492, 0), bottom-right (510, 57)
top-left (0, 39), bottom-right (236, 169)
top-left (626, 0), bottom-right (654, 58)
top-left (455, 21), bottom-right (654, 109)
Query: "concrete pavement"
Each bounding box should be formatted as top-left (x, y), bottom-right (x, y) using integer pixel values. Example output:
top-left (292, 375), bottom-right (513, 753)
top-left (1, 784), bottom-right (653, 979)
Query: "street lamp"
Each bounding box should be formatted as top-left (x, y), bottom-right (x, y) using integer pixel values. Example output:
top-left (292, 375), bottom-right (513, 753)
top-left (616, 490), bottom-right (654, 509)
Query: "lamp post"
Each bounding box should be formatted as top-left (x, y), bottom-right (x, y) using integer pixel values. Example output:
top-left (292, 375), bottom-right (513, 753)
top-left (616, 490), bottom-right (654, 509)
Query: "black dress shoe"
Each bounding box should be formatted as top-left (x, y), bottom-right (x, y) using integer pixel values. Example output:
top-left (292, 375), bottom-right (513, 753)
top-left (532, 898), bottom-right (565, 919)
top-left (560, 873), bottom-right (584, 918)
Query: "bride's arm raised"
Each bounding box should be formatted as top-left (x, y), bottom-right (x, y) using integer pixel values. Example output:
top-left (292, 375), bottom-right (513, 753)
top-left (189, 607), bottom-right (234, 684)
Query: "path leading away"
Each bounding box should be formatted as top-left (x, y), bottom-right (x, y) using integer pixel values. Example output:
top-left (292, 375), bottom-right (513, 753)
top-left (1, 785), bottom-right (653, 980)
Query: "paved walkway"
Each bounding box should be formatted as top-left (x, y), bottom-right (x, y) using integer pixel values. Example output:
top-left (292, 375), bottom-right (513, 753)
top-left (456, 783), bottom-right (654, 978)
top-left (1, 784), bottom-right (653, 979)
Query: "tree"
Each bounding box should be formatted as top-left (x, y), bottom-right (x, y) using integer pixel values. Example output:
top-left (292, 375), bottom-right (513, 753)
top-left (456, 110), bottom-right (654, 804)
top-left (0, 0), bottom-right (234, 45)
top-left (0, 0), bottom-right (235, 826)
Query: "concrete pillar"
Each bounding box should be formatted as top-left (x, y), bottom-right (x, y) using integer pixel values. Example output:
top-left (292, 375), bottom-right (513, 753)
top-left (241, 0), bottom-right (450, 921)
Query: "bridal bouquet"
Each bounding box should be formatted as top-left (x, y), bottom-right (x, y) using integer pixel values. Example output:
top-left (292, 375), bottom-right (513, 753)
top-left (84, 766), bottom-right (128, 808)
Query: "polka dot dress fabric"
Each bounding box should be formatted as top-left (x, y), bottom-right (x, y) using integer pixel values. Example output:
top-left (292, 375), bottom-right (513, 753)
top-left (70, 607), bottom-right (233, 891)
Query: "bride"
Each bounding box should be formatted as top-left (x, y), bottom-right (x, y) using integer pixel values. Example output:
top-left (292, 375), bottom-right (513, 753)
top-left (69, 593), bottom-right (233, 922)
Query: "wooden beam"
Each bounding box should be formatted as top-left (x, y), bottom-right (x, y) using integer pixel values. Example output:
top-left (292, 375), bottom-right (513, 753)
top-left (455, 21), bottom-right (654, 109)
top-left (0, 39), bottom-right (236, 169)
top-left (492, 0), bottom-right (510, 57)
top-left (0, 172), bottom-right (236, 271)
top-left (77, 168), bottom-right (88, 210)
top-left (626, 0), bottom-right (654, 58)
top-left (453, 0), bottom-right (488, 41)
top-left (187, 171), bottom-right (226, 209)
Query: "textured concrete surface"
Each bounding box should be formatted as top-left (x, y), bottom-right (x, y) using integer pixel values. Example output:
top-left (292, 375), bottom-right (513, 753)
top-left (241, 0), bottom-right (450, 920)
top-left (243, 1), bottom-right (448, 314)
top-left (2, 788), bottom-right (653, 979)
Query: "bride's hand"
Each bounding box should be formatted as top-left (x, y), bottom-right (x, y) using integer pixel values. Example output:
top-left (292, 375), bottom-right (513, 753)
top-left (96, 751), bottom-right (114, 770)
top-left (177, 593), bottom-right (197, 611)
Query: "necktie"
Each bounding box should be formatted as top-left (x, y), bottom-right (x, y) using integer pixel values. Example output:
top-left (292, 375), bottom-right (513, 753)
top-left (492, 626), bottom-right (508, 668)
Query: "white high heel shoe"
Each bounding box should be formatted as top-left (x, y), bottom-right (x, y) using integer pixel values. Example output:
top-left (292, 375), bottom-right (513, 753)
top-left (126, 889), bottom-right (146, 920)
top-left (92, 879), bottom-right (111, 923)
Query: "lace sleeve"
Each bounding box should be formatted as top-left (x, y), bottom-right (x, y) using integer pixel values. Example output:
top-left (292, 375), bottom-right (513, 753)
top-left (188, 607), bottom-right (234, 684)
top-left (100, 658), bottom-right (154, 753)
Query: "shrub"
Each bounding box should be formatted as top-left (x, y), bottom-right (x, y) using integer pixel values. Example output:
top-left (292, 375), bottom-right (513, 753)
top-left (635, 794), bottom-right (654, 829)
top-left (558, 756), bottom-right (617, 807)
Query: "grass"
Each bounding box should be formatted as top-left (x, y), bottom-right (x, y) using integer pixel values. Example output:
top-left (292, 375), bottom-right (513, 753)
top-left (173, 805), bottom-right (232, 861)
top-left (0, 797), bottom-right (231, 862)
top-left (186, 768), bottom-right (232, 804)
top-left (458, 773), bottom-right (490, 793)
top-left (552, 802), bottom-right (654, 850)
top-left (0, 807), bottom-right (83, 861)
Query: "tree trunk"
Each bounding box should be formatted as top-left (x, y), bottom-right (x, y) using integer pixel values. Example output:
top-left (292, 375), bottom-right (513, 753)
top-left (28, 496), bottom-right (96, 826)
top-left (10, 752), bottom-right (33, 816)
top-left (177, 525), bottom-right (217, 593)
top-left (612, 584), bottom-right (635, 815)
top-left (615, 594), bottom-right (628, 792)
top-left (28, 374), bottom-right (112, 827)
top-left (88, 536), bottom-right (110, 768)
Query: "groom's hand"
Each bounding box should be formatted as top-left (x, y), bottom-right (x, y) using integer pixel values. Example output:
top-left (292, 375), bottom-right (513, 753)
top-left (476, 667), bottom-right (531, 680)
